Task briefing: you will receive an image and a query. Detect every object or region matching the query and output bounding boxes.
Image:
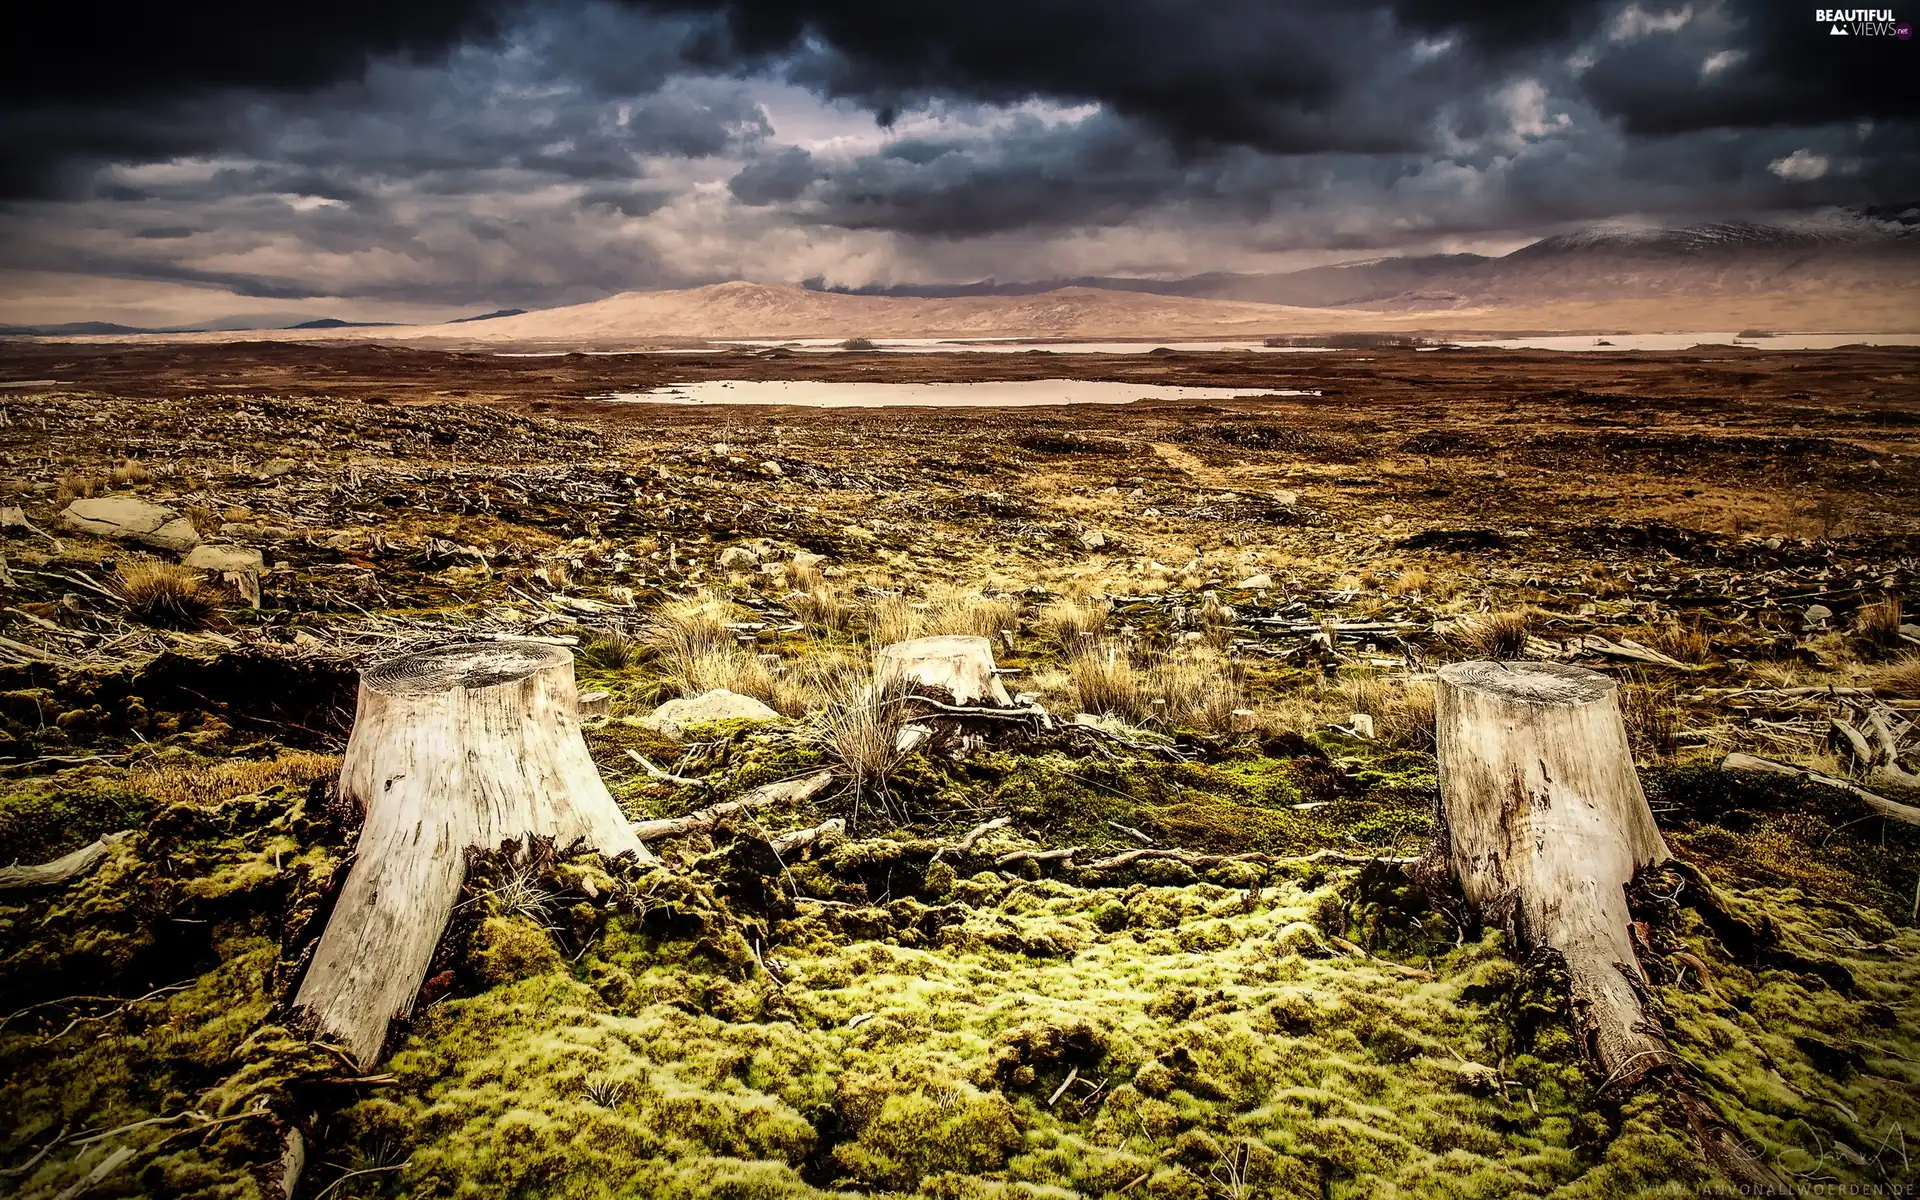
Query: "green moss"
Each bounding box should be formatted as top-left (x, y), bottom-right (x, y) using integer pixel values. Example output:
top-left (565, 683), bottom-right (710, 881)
top-left (0, 774), bottom-right (155, 862)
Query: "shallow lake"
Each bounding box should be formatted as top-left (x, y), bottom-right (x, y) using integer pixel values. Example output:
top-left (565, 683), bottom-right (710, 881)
top-left (1427, 332), bottom-right (1920, 351)
top-left (589, 379), bottom-right (1317, 407)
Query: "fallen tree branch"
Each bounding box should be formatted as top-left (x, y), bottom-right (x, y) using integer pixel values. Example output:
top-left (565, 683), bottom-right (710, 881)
top-left (931, 815), bottom-right (1011, 862)
top-left (1722, 752), bottom-right (1920, 826)
top-left (631, 771), bottom-right (834, 841)
top-left (0, 831), bottom-right (131, 891)
top-left (769, 817), bottom-right (845, 857)
top-left (624, 749), bottom-right (706, 788)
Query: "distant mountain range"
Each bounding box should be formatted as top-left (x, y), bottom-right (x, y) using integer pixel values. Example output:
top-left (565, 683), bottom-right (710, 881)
top-left (9, 206), bottom-right (1917, 342)
top-left (803, 204), bottom-right (1920, 310)
top-left (0, 306), bottom-right (527, 338)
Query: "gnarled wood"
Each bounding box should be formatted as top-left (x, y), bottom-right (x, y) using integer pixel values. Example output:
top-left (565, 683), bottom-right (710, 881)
top-left (292, 641), bottom-right (649, 1068)
top-left (1435, 661), bottom-right (1674, 1089)
top-left (875, 635), bottom-right (1013, 708)
top-left (0, 831), bottom-right (130, 890)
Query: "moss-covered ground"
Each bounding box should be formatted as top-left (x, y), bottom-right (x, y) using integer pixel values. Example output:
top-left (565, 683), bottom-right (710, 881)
top-left (3, 723), bottom-right (1915, 1199)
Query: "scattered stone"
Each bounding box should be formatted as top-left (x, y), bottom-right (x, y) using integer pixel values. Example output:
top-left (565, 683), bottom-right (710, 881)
top-left (1803, 604), bottom-right (1834, 627)
top-left (760, 460), bottom-right (784, 476)
top-left (58, 496), bottom-right (201, 552)
top-left (260, 458), bottom-right (299, 478)
top-left (1238, 572), bottom-right (1274, 590)
top-left (639, 688), bottom-right (780, 738)
top-left (792, 551), bottom-right (827, 573)
top-left (717, 545), bottom-right (761, 570)
top-left (183, 544), bottom-right (265, 574)
top-left (1079, 529), bottom-right (1109, 551)
top-left (218, 522), bottom-right (264, 538)
top-left (321, 532), bottom-right (360, 552)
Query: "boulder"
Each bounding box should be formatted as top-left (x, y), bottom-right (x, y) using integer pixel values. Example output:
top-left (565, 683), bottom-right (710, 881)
top-left (183, 544), bottom-right (265, 574)
top-left (1079, 529), bottom-right (1109, 551)
top-left (640, 688), bottom-right (779, 738)
top-left (59, 496), bottom-right (201, 552)
top-left (717, 545), bottom-right (761, 570)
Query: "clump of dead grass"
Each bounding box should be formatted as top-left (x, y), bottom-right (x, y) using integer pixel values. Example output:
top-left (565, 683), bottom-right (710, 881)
top-left (925, 590), bottom-right (1022, 641)
top-left (1448, 609), bottom-right (1536, 660)
top-left (114, 557), bottom-right (214, 628)
top-left (1339, 674), bottom-right (1437, 750)
top-left (109, 458), bottom-right (153, 487)
top-left (1869, 653), bottom-right (1920, 699)
top-left (789, 581), bottom-right (856, 632)
top-left (1038, 596), bottom-right (1110, 647)
top-left (865, 594), bottom-right (921, 647)
top-left (1634, 618), bottom-right (1715, 666)
top-left (811, 665), bottom-right (908, 818)
top-left (132, 750), bottom-right (340, 808)
top-left (1855, 596), bottom-right (1905, 651)
top-left (1066, 640), bottom-right (1244, 731)
top-left (1621, 674), bottom-right (1680, 759)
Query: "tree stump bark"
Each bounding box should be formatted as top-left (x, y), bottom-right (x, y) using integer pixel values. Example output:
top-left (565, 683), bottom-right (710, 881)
top-left (293, 641), bottom-right (649, 1068)
top-left (1435, 661), bottom-right (1674, 1089)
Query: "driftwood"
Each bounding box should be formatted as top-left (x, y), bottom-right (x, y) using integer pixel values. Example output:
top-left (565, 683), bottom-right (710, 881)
top-left (292, 642), bottom-right (648, 1069)
top-left (0, 831), bottom-right (131, 890)
top-left (1722, 752), bottom-right (1920, 826)
top-left (1435, 662), bottom-right (1674, 1089)
top-left (631, 771), bottom-right (835, 841)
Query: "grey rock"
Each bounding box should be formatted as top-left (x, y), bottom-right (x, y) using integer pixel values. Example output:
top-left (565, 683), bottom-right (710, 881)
top-left (640, 688), bottom-right (780, 738)
top-left (1079, 529), bottom-right (1109, 551)
top-left (1237, 573), bottom-right (1274, 590)
top-left (717, 545), bottom-right (761, 570)
top-left (183, 544), bottom-right (265, 573)
top-left (59, 496), bottom-right (201, 552)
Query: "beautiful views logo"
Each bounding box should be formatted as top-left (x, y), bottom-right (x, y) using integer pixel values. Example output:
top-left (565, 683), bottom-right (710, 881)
top-left (1814, 7), bottom-right (1910, 33)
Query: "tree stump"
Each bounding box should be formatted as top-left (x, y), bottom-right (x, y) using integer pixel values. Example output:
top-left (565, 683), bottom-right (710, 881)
top-left (293, 641), bottom-right (649, 1067)
top-left (875, 635), bottom-right (1014, 708)
top-left (1435, 661), bottom-right (1674, 1089)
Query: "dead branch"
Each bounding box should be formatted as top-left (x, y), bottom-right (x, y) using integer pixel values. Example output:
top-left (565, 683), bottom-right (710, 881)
top-left (0, 831), bottom-right (131, 891)
top-left (631, 770), bottom-right (834, 841)
top-left (1722, 752), bottom-right (1920, 826)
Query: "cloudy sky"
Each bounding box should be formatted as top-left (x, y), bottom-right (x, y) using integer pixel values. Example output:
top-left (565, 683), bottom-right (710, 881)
top-left (1, 0), bottom-right (1914, 326)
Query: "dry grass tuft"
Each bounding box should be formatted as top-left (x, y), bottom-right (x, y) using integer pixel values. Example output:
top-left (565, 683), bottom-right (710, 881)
top-left (925, 590), bottom-right (1022, 641)
top-left (132, 751), bottom-right (340, 808)
top-left (54, 471), bottom-right (97, 503)
top-left (1621, 674), bottom-right (1680, 759)
top-left (1387, 567), bottom-right (1429, 597)
top-left (109, 458), bottom-right (153, 486)
top-left (1855, 596), bottom-right (1905, 650)
top-left (1340, 674), bottom-right (1437, 749)
top-left (811, 665), bottom-right (908, 816)
top-left (114, 557), bottom-right (214, 628)
top-left (1067, 641), bottom-right (1244, 731)
top-left (641, 590), bottom-right (769, 698)
top-left (865, 594), bottom-right (922, 648)
top-left (789, 582), bottom-right (856, 633)
top-left (1038, 596), bottom-right (1111, 647)
top-left (1637, 619), bottom-right (1714, 665)
top-left (1870, 653), bottom-right (1920, 699)
top-left (1449, 610), bottom-right (1535, 660)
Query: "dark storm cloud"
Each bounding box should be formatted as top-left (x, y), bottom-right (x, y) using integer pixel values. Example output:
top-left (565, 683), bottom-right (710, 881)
top-left (1583, 7), bottom-right (1920, 135)
top-left (728, 147), bottom-right (820, 205)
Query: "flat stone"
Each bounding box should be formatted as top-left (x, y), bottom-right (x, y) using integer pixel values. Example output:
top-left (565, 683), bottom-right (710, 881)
top-left (183, 544), bottom-right (265, 573)
top-left (1238, 573), bottom-right (1274, 589)
top-left (59, 496), bottom-right (201, 552)
top-left (639, 688), bottom-right (780, 738)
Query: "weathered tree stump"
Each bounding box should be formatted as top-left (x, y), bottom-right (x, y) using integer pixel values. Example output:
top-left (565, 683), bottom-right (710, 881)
top-left (293, 641), bottom-right (648, 1067)
top-left (875, 634), bottom-right (1014, 708)
top-left (1435, 661), bottom-right (1673, 1089)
